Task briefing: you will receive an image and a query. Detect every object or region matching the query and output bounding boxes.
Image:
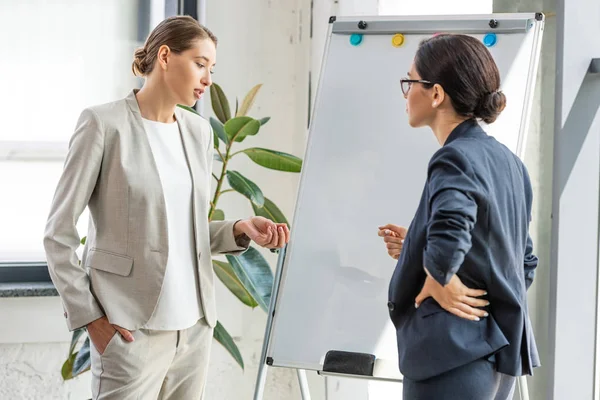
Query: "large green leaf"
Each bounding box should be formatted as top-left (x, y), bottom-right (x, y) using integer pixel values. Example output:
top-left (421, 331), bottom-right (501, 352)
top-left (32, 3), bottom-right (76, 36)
top-left (210, 117), bottom-right (229, 145)
top-left (177, 104), bottom-right (200, 115)
top-left (226, 247), bottom-right (274, 313)
top-left (61, 353), bottom-right (77, 380)
top-left (252, 197), bottom-right (289, 226)
top-left (210, 83), bottom-right (231, 123)
top-left (224, 117), bottom-right (261, 143)
top-left (214, 321), bottom-right (244, 369)
top-left (211, 209), bottom-right (225, 221)
top-left (73, 337), bottom-right (91, 377)
top-left (213, 260), bottom-right (258, 308)
top-left (242, 148), bottom-right (302, 172)
top-left (236, 84), bottom-right (263, 117)
top-left (226, 171), bottom-right (264, 207)
top-left (68, 328), bottom-right (85, 356)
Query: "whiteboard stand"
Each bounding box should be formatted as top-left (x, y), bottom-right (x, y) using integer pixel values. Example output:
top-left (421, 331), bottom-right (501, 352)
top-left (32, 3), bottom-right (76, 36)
top-left (254, 13), bottom-right (544, 400)
top-left (254, 245), bottom-right (312, 400)
top-left (517, 377), bottom-right (530, 400)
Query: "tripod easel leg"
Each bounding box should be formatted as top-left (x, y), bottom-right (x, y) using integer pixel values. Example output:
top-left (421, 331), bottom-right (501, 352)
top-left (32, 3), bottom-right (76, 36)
top-left (297, 369), bottom-right (311, 400)
top-left (517, 375), bottom-right (529, 400)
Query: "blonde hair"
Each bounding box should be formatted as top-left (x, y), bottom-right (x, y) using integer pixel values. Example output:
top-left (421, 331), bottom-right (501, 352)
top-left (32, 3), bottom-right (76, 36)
top-left (132, 15), bottom-right (217, 76)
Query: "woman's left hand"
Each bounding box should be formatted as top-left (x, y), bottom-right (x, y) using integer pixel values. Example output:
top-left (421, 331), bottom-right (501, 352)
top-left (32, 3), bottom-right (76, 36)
top-left (415, 272), bottom-right (489, 321)
top-left (235, 217), bottom-right (290, 249)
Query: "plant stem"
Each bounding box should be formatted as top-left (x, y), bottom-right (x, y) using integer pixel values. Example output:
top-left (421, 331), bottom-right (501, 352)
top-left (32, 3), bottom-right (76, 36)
top-left (215, 147), bottom-right (225, 162)
top-left (209, 140), bottom-right (233, 220)
top-left (209, 123), bottom-right (249, 220)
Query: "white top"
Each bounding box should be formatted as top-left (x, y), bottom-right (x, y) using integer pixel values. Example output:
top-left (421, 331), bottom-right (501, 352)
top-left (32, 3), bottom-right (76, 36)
top-left (141, 117), bottom-right (203, 330)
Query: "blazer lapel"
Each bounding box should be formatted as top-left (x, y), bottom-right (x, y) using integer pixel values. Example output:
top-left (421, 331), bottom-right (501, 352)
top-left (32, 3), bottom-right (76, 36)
top-left (124, 90), bottom-right (166, 201)
top-left (175, 107), bottom-right (209, 236)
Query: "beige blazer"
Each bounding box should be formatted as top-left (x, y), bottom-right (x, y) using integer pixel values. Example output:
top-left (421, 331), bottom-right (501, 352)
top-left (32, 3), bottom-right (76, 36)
top-left (43, 89), bottom-right (248, 332)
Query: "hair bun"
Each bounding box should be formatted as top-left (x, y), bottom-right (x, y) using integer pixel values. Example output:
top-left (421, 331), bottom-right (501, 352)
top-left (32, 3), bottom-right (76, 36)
top-left (474, 90), bottom-right (507, 124)
top-left (132, 47), bottom-right (149, 76)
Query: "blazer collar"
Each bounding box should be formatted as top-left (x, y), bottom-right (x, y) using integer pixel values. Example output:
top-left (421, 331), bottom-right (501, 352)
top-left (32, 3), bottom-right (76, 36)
top-left (443, 118), bottom-right (487, 146)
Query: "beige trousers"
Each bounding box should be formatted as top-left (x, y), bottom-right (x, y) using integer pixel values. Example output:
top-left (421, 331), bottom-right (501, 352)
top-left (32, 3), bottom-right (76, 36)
top-left (90, 318), bottom-right (214, 400)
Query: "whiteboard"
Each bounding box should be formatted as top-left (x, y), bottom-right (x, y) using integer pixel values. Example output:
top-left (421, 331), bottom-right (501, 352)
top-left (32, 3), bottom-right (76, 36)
top-left (264, 14), bottom-right (544, 380)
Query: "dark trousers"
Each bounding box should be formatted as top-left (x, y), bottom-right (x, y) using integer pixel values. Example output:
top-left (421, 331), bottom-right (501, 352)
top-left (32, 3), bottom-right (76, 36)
top-left (402, 358), bottom-right (516, 400)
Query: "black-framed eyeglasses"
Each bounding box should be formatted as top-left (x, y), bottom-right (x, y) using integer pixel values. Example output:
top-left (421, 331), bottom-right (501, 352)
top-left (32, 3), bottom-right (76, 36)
top-left (400, 78), bottom-right (433, 96)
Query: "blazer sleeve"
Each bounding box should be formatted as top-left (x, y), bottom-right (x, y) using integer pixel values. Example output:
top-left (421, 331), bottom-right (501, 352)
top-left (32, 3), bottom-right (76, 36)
top-left (423, 146), bottom-right (479, 286)
top-left (43, 108), bottom-right (106, 331)
top-left (205, 123), bottom-right (250, 256)
top-left (522, 163), bottom-right (538, 290)
top-left (524, 234), bottom-right (538, 290)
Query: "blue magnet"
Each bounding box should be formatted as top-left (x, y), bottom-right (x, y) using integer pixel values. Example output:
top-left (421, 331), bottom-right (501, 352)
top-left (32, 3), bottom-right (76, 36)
top-left (350, 34), bottom-right (363, 46)
top-left (483, 33), bottom-right (497, 47)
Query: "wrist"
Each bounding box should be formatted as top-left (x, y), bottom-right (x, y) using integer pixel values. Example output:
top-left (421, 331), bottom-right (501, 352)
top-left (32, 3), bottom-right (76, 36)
top-left (233, 219), bottom-right (248, 237)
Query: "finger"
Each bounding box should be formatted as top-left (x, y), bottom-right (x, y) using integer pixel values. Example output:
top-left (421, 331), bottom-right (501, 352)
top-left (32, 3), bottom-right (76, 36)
top-left (447, 307), bottom-right (481, 321)
top-left (461, 295), bottom-right (490, 308)
top-left (114, 325), bottom-right (135, 342)
top-left (453, 302), bottom-right (488, 319)
top-left (383, 236), bottom-right (404, 244)
top-left (378, 227), bottom-right (398, 237)
top-left (269, 226), bottom-right (279, 248)
top-left (378, 224), bottom-right (407, 237)
top-left (378, 224), bottom-right (399, 230)
top-left (377, 229), bottom-right (389, 237)
top-left (388, 250), bottom-right (400, 259)
top-left (280, 224), bottom-right (290, 243)
top-left (414, 290), bottom-right (430, 307)
top-left (277, 227), bottom-right (285, 248)
top-left (386, 242), bottom-right (403, 250)
top-left (466, 288), bottom-right (487, 297)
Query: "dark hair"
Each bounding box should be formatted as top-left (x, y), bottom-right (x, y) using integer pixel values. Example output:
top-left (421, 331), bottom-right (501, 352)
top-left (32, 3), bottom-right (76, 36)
top-left (414, 34), bottom-right (506, 124)
top-left (132, 15), bottom-right (218, 77)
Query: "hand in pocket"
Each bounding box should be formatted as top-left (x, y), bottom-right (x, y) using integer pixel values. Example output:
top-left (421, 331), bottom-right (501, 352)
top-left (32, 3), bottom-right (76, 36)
top-left (87, 316), bottom-right (135, 354)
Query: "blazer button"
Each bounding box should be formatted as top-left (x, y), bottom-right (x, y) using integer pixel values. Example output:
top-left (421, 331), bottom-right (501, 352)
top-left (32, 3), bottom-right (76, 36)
top-left (387, 301), bottom-right (395, 311)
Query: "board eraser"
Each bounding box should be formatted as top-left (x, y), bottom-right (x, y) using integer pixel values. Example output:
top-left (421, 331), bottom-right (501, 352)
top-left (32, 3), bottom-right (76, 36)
top-left (322, 350), bottom-right (376, 376)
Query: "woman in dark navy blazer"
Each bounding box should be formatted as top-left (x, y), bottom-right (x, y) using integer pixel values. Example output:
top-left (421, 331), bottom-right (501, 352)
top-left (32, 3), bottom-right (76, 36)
top-left (379, 34), bottom-right (540, 399)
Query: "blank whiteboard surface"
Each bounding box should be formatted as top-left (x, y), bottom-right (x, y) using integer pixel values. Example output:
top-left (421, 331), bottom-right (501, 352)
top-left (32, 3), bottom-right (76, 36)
top-left (266, 14), bottom-right (543, 377)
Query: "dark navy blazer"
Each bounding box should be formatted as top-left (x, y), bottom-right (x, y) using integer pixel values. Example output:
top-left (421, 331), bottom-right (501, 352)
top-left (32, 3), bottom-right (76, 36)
top-left (387, 119), bottom-right (540, 381)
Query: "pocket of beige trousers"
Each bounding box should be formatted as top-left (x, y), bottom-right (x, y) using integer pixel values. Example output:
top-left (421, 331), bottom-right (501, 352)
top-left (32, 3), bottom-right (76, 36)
top-left (96, 331), bottom-right (119, 356)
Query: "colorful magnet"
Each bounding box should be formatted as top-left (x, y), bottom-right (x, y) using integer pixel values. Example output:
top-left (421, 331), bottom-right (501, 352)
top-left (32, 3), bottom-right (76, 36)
top-left (391, 33), bottom-right (405, 47)
top-left (483, 33), bottom-right (497, 47)
top-left (350, 33), bottom-right (363, 46)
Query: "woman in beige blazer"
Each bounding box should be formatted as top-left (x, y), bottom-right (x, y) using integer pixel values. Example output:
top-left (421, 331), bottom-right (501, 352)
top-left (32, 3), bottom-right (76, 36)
top-left (43, 15), bottom-right (289, 400)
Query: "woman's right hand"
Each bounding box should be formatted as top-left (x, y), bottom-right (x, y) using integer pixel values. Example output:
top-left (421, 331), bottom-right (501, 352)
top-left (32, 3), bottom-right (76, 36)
top-left (378, 224), bottom-right (408, 260)
top-left (87, 316), bottom-right (134, 354)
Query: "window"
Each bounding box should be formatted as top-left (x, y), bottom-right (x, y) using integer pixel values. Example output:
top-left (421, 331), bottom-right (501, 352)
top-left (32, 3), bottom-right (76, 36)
top-left (0, 0), bottom-right (194, 272)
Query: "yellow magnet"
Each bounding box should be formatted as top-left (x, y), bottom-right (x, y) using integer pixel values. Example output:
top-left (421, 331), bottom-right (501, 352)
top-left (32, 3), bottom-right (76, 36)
top-left (392, 34), bottom-right (405, 47)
